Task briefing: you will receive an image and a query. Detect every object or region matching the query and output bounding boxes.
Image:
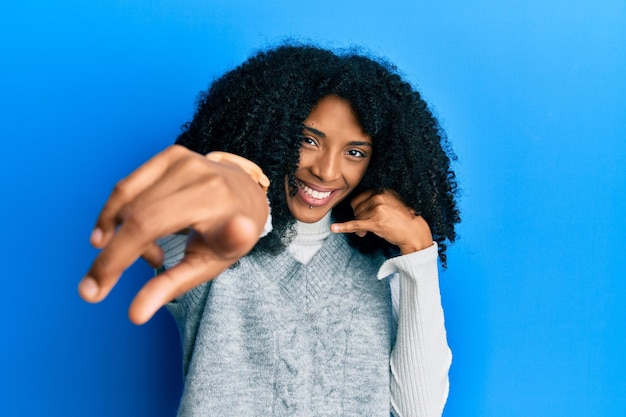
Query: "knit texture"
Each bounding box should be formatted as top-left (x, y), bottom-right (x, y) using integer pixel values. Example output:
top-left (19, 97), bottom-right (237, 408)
top-left (167, 232), bottom-right (393, 416)
top-left (158, 214), bottom-right (452, 417)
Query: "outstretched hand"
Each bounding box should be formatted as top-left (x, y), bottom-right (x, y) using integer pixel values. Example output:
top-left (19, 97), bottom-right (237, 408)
top-left (78, 145), bottom-right (269, 325)
top-left (331, 190), bottom-right (433, 255)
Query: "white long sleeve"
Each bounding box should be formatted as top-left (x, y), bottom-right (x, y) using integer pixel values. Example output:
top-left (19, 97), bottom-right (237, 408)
top-left (378, 244), bottom-right (452, 417)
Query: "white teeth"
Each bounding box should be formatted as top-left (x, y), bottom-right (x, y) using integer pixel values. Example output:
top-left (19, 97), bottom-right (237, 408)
top-left (299, 181), bottom-right (332, 200)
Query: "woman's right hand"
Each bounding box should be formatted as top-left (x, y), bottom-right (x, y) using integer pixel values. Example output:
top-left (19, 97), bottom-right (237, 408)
top-left (78, 145), bottom-right (269, 325)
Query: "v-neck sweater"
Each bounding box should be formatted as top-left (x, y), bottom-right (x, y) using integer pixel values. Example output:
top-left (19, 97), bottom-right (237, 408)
top-left (167, 231), bottom-right (392, 416)
top-left (159, 216), bottom-right (451, 417)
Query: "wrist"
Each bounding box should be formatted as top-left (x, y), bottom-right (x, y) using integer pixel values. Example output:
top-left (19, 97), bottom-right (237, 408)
top-left (206, 152), bottom-right (272, 238)
top-left (399, 240), bottom-right (433, 255)
top-left (398, 217), bottom-right (433, 255)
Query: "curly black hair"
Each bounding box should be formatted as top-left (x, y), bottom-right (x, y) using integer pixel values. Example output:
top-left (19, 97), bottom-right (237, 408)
top-left (176, 43), bottom-right (460, 265)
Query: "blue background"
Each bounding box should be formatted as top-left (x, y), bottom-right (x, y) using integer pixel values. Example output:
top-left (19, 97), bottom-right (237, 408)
top-left (1, 1), bottom-right (624, 416)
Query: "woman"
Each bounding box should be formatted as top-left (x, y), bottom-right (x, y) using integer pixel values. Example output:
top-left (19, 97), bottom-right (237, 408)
top-left (79, 44), bottom-right (460, 417)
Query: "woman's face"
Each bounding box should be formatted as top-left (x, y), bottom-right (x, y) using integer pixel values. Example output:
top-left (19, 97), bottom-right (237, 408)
top-left (285, 95), bottom-right (372, 223)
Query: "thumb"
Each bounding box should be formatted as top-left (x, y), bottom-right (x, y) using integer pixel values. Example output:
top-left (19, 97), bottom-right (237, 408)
top-left (331, 221), bottom-right (368, 238)
top-left (127, 215), bottom-right (260, 325)
top-left (202, 214), bottom-right (261, 260)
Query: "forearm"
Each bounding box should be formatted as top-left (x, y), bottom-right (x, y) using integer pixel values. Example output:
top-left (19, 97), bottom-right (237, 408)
top-left (379, 244), bottom-right (451, 417)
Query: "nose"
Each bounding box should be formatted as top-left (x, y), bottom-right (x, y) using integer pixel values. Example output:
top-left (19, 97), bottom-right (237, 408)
top-left (310, 150), bottom-right (341, 183)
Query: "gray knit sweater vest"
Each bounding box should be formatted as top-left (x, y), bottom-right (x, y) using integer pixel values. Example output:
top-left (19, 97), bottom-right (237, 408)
top-left (167, 232), bottom-right (393, 416)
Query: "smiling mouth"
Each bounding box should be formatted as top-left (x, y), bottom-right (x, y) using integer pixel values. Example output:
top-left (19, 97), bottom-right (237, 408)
top-left (296, 180), bottom-right (340, 208)
top-left (298, 180), bottom-right (332, 200)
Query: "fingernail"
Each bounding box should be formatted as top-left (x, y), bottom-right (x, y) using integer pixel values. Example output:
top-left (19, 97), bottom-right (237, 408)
top-left (78, 276), bottom-right (99, 300)
top-left (90, 228), bottom-right (103, 245)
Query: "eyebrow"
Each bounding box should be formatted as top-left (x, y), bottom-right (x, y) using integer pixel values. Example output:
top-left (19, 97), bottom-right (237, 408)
top-left (303, 125), bottom-right (326, 138)
top-left (302, 125), bottom-right (372, 147)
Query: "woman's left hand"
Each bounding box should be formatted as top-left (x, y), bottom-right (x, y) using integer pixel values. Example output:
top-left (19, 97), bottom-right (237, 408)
top-left (330, 189), bottom-right (433, 255)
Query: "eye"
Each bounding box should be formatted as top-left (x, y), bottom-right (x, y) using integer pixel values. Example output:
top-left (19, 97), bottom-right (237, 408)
top-left (347, 149), bottom-right (368, 159)
top-left (302, 136), bottom-right (318, 147)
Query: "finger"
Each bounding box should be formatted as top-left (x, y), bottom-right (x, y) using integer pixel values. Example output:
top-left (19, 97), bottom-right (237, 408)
top-left (350, 190), bottom-right (376, 211)
top-left (206, 152), bottom-right (270, 191)
top-left (128, 215), bottom-right (259, 324)
top-left (199, 214), bottom-right (261, 259)
top-left (351, 197), bottom-right (375, 219)
top-left (331, 219), bottom-right (372, 237)
top-left (91, 145), bottom-right (188, 248)
top-left (128, 254), bottom-right (234, 325)
top-left (80, 187), bottom-right (233, 303)
top-left (352, 191), bottom-right (387, 219)
top-left (117, 152), bottom-right (223, 225)
top-left (140, 241), bottom-right (165, 269)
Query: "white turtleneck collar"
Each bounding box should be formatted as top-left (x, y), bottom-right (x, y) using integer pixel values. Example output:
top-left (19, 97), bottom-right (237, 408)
top-left (287, 212), bottom-right (333, 265)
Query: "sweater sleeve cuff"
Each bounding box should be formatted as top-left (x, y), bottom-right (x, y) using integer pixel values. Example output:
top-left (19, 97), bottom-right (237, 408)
top-left (377, 242), bottom-right (438, 280)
